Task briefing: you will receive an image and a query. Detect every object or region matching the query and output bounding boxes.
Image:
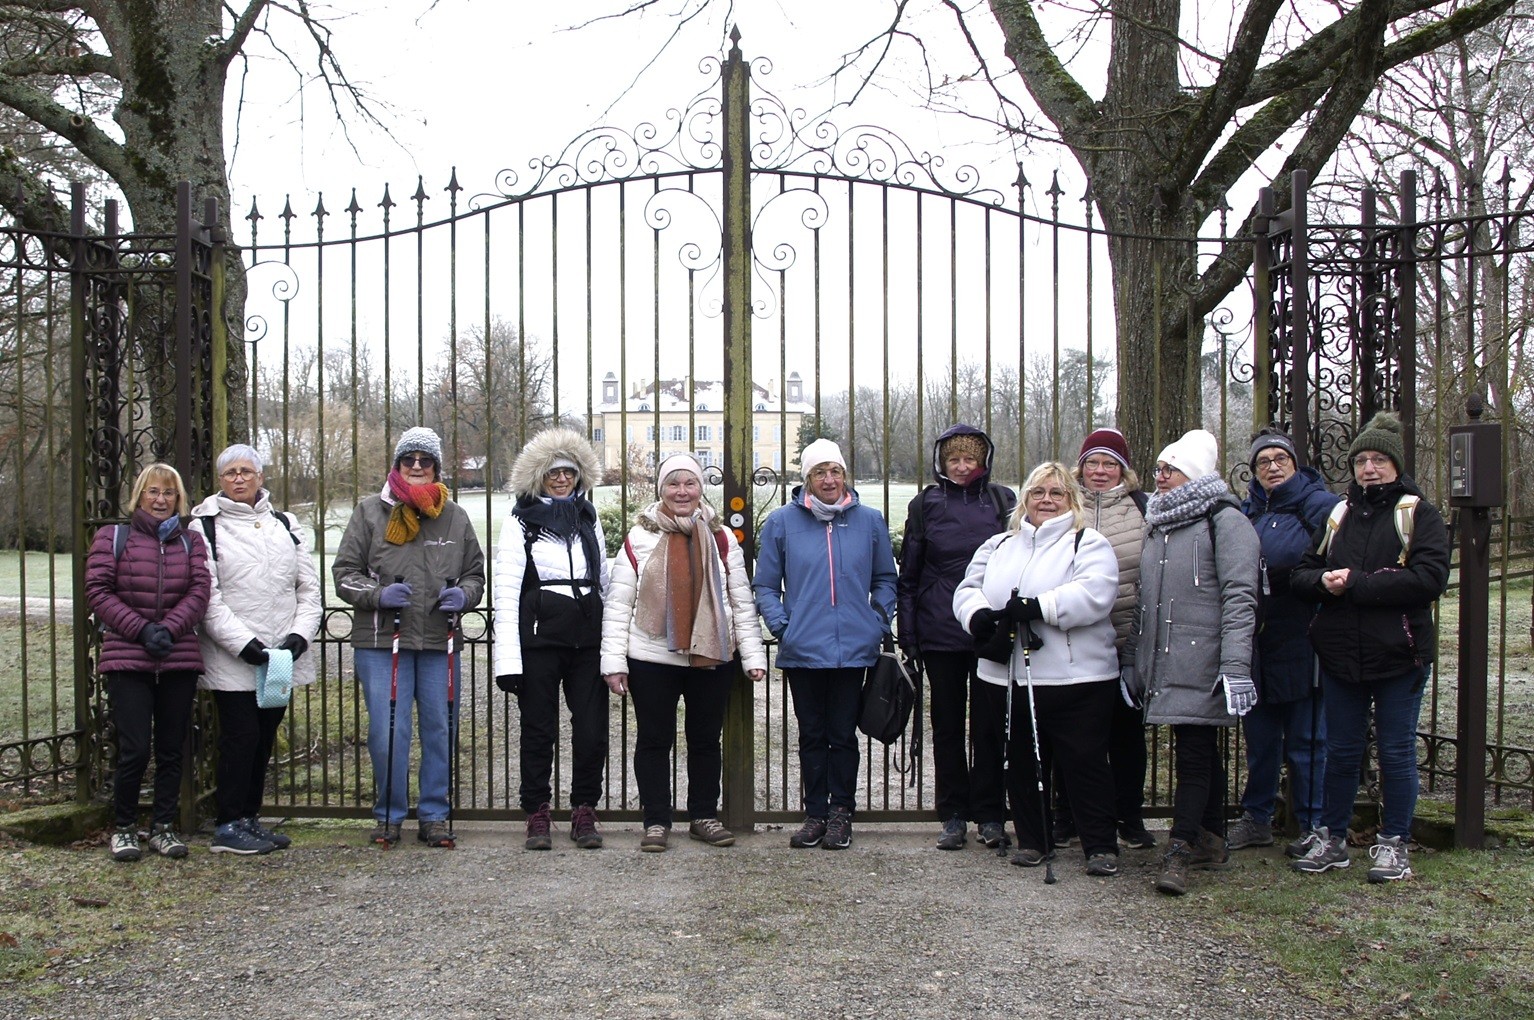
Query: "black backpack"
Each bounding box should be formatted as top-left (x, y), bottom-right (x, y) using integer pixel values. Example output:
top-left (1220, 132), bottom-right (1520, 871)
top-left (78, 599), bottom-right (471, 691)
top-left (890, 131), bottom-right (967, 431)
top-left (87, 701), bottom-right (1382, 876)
top-left (197, 509), bottom-right (300, 562)
top-left (907, 480), bottom-right (1016, 534)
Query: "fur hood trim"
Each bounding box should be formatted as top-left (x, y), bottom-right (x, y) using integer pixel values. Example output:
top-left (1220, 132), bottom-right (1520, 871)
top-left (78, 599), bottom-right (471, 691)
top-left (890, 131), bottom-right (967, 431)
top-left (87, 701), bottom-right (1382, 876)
top-left (509, 428), bottom-right (603, 500)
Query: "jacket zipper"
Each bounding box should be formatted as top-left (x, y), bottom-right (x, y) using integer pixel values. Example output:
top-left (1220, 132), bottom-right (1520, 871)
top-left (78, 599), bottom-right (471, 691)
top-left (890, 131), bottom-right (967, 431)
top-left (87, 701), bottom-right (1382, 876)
top-left (825, 522), bottom-right (836, 606)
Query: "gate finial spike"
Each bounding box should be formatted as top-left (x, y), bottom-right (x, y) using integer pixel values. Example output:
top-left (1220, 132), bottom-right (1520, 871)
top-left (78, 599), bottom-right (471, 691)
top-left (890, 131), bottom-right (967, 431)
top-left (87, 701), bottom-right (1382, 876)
top-left (246, 198), bottom-right (261, 224)
top-left (446, 167), bottom-right (461, 196)
top-left (379, 184), bottom-right (395, 211)
top-left (346, 189), bottom-right (362, 216)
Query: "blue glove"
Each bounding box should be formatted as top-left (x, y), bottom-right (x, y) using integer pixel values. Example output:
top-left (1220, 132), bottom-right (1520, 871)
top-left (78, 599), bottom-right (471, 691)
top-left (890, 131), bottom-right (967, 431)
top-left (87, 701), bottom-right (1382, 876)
top-left (437, 586), bottom-right (467, 613)
top-left (1219, 674), bottom-right (1257, 716)
top-left (140, 623), bottom-right (174, 659)
top-left (378, 582), bottom-right (412, 609)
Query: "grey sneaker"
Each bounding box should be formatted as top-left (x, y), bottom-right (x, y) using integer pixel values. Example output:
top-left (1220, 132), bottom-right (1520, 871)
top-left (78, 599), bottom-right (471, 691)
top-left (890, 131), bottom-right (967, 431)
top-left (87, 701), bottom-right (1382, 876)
top-left (976, 821), bottom-right (1007, 848)
top-left (1085, 852), bottom-right (1120, 877)
top-left (211, 820), bottom-right (275, 856)
top-left (639, 824), bottom-right (669, 853)
top-left (1291, 827), bottom-right (1350, 873)
top-left (369, 821), bottom-right (402, 847)
top-left (1366, 835), bottom-right (1413, 883)
top-left (822, 806), bottom-right (852, 850)
top-left (1226, 814), bottom-right (1274, 850)
top-left (109, 827), bottom-right (141, 862)
top-left (789, 816), bottom-right (827, 848)
top-left (936, 816), bottom-right (967, 851)
top-left (147, 823), bottom-right (189, 859)
top-left (1009, 847), bottom-right (1046, 868)
top-left (1117, 824), bottom-right (1157, 850)
top-left (1285, 829), bottom-right (1323, 859)
top-left (688, 817), bottom-right (735, 847)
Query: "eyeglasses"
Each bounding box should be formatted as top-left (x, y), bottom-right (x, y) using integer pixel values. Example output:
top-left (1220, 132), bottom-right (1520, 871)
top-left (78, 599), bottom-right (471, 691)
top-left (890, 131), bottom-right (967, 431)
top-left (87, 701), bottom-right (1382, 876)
top-left (1152, 464), bottom-right (1180, 478)
top-left (1254, 453), bottom-right (1292, 471)
top-left (1027, 487), bottom-right (1070, 501)
top-left (1081, 457), bottom-right (1122, 473)
top-left (1354, 454), bottom-right (1392, 469)
top-left (544, 467), bottom-right (578, 480)
top-left (221, 467), bottom-right (259, 480)
top-left (399, 454), bottom-right (436, 469)
top-left (143, 487), bottom-right (176, 501)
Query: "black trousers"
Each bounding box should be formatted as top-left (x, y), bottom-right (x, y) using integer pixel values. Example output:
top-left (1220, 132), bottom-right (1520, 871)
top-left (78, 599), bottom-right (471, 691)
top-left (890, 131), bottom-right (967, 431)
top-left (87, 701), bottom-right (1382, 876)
top-left (1054, 691), bottom-right (1150, 831)
top-left (108, 670), bottom-right (198, 828)
top-left (518, 645), bottom-right (607, 812)
top-left (1170, 723), bottom-right (1227, 845)
top-left (212, 689), bottom-right (287, 826)
top-left (978, 678), bottom-right (1120, 857)
top-left (627, 658), bottom-right (733, 828)
top-left (925, 650), bottom-right (1005, 824)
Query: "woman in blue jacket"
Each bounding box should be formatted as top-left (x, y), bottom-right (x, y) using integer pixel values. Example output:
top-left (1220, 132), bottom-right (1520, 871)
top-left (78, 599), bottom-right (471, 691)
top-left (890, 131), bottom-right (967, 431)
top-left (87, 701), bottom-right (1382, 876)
top-left (1228, 428), bottom-right (1339, 858)
top-left (755, 438), bottom-right (898, 851)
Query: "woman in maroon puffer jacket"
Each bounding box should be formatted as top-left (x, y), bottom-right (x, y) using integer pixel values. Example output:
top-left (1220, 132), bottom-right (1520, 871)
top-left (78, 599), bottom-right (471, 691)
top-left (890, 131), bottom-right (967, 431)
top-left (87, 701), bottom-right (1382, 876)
top-left (84, 462), bottom-right (211, 862)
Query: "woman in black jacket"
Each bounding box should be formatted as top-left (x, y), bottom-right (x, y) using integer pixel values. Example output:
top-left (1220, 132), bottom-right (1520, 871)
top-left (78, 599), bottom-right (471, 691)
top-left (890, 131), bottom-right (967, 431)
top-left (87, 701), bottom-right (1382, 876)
top-left (897, 424), bottom-right (1016, 851)
top-left (1289, 414), bottom-right (1449, 883)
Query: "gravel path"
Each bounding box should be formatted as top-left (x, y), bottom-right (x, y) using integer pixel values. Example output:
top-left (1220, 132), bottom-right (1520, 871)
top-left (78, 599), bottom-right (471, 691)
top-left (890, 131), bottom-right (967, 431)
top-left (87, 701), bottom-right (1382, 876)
top-left (10, 823), bottom-right (1324, 1020)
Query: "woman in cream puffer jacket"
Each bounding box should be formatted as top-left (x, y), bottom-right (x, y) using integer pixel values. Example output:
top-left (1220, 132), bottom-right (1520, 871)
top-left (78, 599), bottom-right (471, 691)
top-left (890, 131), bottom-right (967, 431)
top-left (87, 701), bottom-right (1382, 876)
top-left (600, 454), bottom-right (766, 852)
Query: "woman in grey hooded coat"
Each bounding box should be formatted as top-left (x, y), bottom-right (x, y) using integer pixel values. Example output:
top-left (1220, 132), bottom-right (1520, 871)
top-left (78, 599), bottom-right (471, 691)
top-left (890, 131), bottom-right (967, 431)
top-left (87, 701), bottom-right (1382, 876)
top-left (1121, 429), bottom-right (1259, 896)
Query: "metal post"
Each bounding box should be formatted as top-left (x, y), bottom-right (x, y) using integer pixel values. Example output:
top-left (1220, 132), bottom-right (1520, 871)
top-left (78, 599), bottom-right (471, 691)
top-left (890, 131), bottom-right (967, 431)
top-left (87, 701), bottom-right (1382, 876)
top-left (1397, 170), bottom-right (1419, 476)
top-left (1452, 395), bottom-right (1496, 849)
top-left (68, 184), bottom-right (94, 802)
top-left (1289, 171), bottom-right (1312, 465)
top-left (175, 182), bottom-right (195, 476)
top-left (719, 26), bottom-right (756, 832)
top-left (1251, 187), bottom-right (1273, 433)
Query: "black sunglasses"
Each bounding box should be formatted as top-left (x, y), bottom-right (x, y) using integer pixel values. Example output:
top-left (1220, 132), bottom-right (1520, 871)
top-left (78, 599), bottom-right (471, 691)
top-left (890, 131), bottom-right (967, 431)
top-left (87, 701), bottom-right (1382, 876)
top-left (399, 453), bottom-right (436, 468)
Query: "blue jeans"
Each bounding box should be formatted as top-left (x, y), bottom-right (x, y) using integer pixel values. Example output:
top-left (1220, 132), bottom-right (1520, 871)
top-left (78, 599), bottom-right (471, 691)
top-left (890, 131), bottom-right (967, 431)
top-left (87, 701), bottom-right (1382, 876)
top-left (357, 648), bottom-right (457, 823)
top-left (1319, 668), bottom-right (1427, 840)
top-left (786, 667), bottom-right (863, 816)
top-left (1239, 690), bottom-right (1326, 829)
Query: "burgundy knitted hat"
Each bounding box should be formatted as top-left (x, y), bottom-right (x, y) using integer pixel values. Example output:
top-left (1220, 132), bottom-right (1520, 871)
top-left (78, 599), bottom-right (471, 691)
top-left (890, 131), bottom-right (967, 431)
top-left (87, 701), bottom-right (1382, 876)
top-left (1078, 428), bottom-right (1132, 471)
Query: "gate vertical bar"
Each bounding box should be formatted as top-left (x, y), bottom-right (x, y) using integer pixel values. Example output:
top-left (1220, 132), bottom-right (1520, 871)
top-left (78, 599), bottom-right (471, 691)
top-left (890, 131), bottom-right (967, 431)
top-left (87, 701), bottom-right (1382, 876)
top-left (719, 27), bottom-right (756, 831)
top-left (68, 184), bottom-right (95, 802)
top-left (1397, 170), bottom-right (1418, 474)
top-left (174, 183), bottom-right (195, 475)
top-left (1289, 172), bottom-right (1312, 463)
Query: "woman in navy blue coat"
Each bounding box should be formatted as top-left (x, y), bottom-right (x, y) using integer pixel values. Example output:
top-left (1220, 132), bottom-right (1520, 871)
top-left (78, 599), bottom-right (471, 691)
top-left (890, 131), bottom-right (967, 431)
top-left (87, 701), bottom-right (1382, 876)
top-left (1227, 428), bottom-right (1339, 858)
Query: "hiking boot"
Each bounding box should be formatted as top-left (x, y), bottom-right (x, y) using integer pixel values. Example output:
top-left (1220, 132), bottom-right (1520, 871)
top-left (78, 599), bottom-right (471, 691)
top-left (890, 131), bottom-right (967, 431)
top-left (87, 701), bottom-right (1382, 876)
top-left (688, 817), bottom-right (735, 847)
top-left (789, 816), bottom-right (827, 848)
top-left (418, 819), bottom-right (455, 848)
top-left (369, 821), bottom-right (402, 847)
top-left (570, 805), bottom-right (603, 849)
top-left (147, 823), bottom-right (189, 859)
top-left (1118, 824), bottom-right (1157, 850)
top-left (109, 827), bottom-right (141, 862)
top-left (1226, 814), bottom-right (1274, 850)
top-left (1285, 829), bottom-right (1323, 859)
top-left (1189, 828), bottom-right (1231, 870)
top-left (640, 824), bottom-right (669, 853)
top-left (211, 820), bottom-right (275, 856)
top-left (936, 816), bottom-right (967, 851)
top-left (242, 816), bottom-right (291, 850)
top-left (977, 821), bottom-right (1007, 848)
top-left (525, 803), bottom-right (552, 851)
top-left (1052, 819), bottom-right (1078, 848)
top-left (1366, 835), bottom-right (1413, 883)
top-left (1291, 827), bottom-right (1350, 874)
top-left (1009, 847), bottom-right (1046, 868)
top-left (1085, 852), bottom-right (1120, 877)
top-left (1156, 838), bottom-right (1193, 896)
top-left (822, 806), bottom-right (852, 850)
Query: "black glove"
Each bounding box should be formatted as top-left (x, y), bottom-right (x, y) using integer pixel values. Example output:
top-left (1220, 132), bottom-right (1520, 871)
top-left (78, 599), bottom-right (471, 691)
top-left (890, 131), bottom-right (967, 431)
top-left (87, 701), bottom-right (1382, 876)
top-left (1006, 595), bottom-right (1044, 624)
top-left (140, 623), bottom-right (174, 659)
top-left (496, 674), bottom-right (523, 695)
top-left (967, 607), bottom-right (1006, 641)
top-left (277, 633), bottom-right (309, 660)
top-left (238, 639), bottom-right (270, 666)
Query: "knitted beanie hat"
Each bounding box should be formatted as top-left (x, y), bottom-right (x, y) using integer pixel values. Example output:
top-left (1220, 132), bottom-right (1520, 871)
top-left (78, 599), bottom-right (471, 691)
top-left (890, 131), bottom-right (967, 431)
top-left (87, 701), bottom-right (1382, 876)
top-left (938, 433), bottom-right (987, 467)
top-left (1248, 427), bottom-right (1297, 469)
top-left (656, 453), bottom-right (704, 487)
top-left (799, 438), bottom-right (847, 476)
top-left (1078, 427), bottom-right (1132, 471)
top-left (394, 426), bottom-right (443, 466)
top-left (1156, 428), bottom-right (1220, 480)
top-left (1348, 412), bottom-right (1406, 473)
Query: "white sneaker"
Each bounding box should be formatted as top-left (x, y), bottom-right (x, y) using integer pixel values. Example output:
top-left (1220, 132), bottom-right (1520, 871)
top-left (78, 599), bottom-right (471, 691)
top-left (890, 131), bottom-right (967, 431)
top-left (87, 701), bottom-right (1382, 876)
top-left (1366, 835), bottom-right (1413, 883)
top-left (109, 828), bottom-right (141, 862)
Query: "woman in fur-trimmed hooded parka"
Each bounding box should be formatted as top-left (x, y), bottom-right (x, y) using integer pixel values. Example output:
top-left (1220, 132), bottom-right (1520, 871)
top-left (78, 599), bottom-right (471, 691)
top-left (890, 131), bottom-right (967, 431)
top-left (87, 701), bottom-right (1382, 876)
top-left (493, 427), bottom-right (610, 851)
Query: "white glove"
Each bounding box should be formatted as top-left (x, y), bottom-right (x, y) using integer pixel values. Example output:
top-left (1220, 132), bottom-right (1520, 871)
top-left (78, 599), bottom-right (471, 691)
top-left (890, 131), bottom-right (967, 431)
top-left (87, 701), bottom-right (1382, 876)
top-left (1219, 674), bottom-right (1257, 717)
top-left (1119, 664), bottom-right (1143, 709)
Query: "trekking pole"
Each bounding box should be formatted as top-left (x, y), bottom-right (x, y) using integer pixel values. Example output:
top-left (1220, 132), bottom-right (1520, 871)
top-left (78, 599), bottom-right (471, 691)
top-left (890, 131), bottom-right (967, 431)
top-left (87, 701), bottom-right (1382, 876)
top-left (1020, 621), bottom-right (1056, 885)
top-left (378, 574), bottom-right (405, 848)
top-left (443, 576), bottom-right (460, 847)
top-left (998, 592), bottom-right (1017, 859)
top-left (1307, 655), bottom-right (1321, 837)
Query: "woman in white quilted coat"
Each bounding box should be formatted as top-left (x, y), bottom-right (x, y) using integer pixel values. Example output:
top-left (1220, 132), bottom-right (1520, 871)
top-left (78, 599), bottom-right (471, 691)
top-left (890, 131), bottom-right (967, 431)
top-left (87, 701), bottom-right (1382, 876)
top-left (601, 454), bottom-right (766, 852)
top-left (188, 444), bottom-right (322, 855)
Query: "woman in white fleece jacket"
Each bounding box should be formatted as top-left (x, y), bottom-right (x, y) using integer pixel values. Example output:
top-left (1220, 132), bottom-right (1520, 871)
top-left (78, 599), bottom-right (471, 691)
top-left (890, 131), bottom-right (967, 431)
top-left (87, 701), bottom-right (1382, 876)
top-left (953, 461), bottom-right (1121, 876)
top-left (601, 454), bottom-right (767, 853)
